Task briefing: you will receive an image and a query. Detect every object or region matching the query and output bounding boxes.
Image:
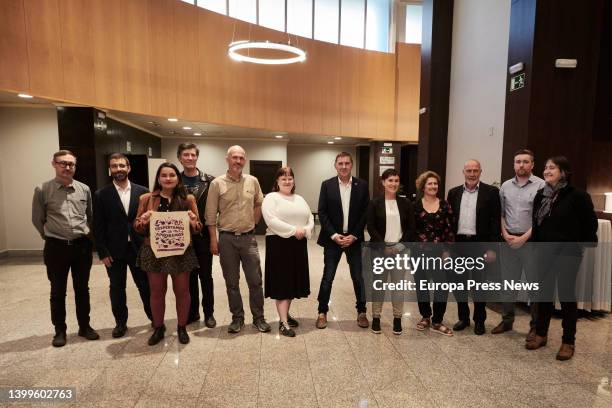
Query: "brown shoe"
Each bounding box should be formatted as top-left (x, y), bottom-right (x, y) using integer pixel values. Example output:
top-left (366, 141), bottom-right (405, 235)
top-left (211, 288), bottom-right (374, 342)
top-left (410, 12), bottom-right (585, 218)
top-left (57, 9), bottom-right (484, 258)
top-left (525, 335), bottom-right (547, 350)
top-left (556, 343), bottom-right (575, 361)
top-left (316, 313), bottom-right (327, 329)
top-left (357, 313), bottom-right (369, 328)
top-left (525, 328), bottom-right (536, 342)
top-left (491, 321), bottom-right (513, 334)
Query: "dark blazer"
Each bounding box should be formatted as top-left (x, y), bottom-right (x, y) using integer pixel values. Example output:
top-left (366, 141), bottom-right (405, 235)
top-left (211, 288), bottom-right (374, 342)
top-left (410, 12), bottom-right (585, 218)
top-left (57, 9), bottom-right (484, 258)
top-left (366, 196), bottom-right (416, 243)
top-left (94, 182), bottom-right (149, 260)
top-left (181, 169), bottom-right (214, 240)
top-left (446, 181), bottom-right (501, 242)
top-left (317, 176), bottom-right (370, 247)
top-left (532, 184), bottom-right (598, 243)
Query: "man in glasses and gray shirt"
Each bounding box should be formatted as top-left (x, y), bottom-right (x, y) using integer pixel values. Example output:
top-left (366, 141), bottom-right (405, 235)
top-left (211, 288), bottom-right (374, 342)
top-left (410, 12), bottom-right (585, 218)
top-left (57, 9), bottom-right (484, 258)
top-left (493, 149), bottom-right (544, 340)
top-left (32, 150), bottom-right (99, 347)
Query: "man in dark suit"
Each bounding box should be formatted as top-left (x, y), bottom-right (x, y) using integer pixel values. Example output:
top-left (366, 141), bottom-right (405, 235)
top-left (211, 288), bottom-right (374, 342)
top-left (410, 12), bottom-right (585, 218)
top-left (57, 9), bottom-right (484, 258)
top-left (316, 152), bottom-right (370, 329)
top-left (446, 159), bottom-right (501, 335)
top-left (94, 153), bottom-right (152, 338)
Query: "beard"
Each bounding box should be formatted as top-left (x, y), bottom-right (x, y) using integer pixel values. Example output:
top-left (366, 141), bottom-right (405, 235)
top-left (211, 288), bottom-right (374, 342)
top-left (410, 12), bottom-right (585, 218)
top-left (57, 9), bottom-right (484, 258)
top-left (112, 172), bottom-right (127, 181)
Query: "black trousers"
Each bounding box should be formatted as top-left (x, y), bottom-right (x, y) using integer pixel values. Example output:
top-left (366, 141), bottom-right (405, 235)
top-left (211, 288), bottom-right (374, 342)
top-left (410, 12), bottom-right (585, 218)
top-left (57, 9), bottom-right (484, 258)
top-left (189, 235), bottom-right (214, 319)
top-left (106, 242), bottom-right (152, 325)
top-left (43, 237), bottom-right (93, 332)
top-left (452, 236), bottom-right (489, 323)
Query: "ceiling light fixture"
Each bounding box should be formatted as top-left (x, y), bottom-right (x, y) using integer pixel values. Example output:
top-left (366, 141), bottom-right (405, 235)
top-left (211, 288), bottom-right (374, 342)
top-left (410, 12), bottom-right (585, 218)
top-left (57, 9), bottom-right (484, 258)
top-left (167, 118), bottom-right (178, 122)
top-left (18, 93), bottom-right (33, 98)
top-left (228, 41), bottom-right (306, 65)
top-left (334, 137), bottom-right (342, 140)
top-left (182, 126), bottom-right (192, 130)
top-left (193, 133), bottom-right (202, 136)
top-left (327, 141), bottom-right (334, 144)
top-left (274, 135), bottom-right (284, 139)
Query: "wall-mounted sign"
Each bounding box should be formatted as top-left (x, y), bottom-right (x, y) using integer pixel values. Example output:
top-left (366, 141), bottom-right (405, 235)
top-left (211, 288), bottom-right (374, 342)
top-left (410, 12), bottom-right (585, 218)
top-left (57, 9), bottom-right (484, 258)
top-left (126, 141), bottom-right (132, 152)
top-left (150, 211), bottom-right (190, 258)
top-left (510, 73), bottom-right (525, 92)
top-left (380, 156), bottom-right (395, 165)
top-left (382, 147), bottom-right (393, 154)
top-left (379, 165), bottom-right (395, 176)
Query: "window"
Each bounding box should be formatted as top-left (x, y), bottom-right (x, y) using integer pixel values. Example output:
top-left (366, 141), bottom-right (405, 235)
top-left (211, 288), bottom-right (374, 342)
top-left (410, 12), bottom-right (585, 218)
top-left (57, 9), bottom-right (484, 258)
top-left (340, 0), bottom-right (365, 48)
top-left (405, 4), bottom-right (422, 44)
top-left (314, 0), bottom-right (339, 44)
top-left (259, 0), bottom-right (285, 31)
top-left (288, 0), bottom-right (313, 38)
top-left (198, 0), bottom-right (226, 14)
top-left (229, 0), bottom-right (256, 23)
top-left (180, 0), bottom-right (195, 4)
top-left (365, 0), bottom-right (390, 52)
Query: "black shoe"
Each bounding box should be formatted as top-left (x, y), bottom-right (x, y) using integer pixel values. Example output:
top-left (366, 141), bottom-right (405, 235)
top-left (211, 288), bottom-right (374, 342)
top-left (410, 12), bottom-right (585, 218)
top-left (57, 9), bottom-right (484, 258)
top-left (287, 314), bottom-right (299, 328)
top-left (279, 322), bottom-right (296, 337)
top-left (371, 318), bottom-right (381, 334)
top-left (177, 326), bottom-right (190, 344)
top-left (52, 331), bottom-right (66, 347)
top-left (112, 324), bottom-right (127, 338)
top-left (253, 318), bottom-right (271, 333)
top-left (204, 315), bottom-right (217, 328)
top-left (148, 325), bottom-right (166, 346)
top-left (186, 314), bottom-right (201, 325)
top-left (491, 321), bottom-right (513, 334)
top-left (228, 318), bottom-right (245, 333)
top-left (474, 321), bottom-right (486, 335)
top-left (78, 326), bottom-right (100, 340)
top-left (453, 320), bottom-right (470, 331)
top-left (392, 317), bottom-right (402, 335)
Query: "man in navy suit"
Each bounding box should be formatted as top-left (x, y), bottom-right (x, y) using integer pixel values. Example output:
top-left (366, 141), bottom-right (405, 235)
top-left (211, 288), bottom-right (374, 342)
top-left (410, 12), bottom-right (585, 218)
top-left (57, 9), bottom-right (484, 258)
top-left (94, 153), bottom-right (152, 338)
top-left (446, 159), bottom-right (501, 335)
top-left (316, 152), bottom-right (370, 329)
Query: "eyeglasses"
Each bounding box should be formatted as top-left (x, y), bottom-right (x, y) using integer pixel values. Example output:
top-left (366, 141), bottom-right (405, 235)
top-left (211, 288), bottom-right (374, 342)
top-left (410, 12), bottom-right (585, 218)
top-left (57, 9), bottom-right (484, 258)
top-left (54, 160), bottom-right (76, 169)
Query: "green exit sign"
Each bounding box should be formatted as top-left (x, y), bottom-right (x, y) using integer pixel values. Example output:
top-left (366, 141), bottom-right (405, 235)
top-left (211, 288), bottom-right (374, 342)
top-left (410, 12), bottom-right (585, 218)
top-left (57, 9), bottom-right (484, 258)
top-left (510, 73), bottom-right (525, 92)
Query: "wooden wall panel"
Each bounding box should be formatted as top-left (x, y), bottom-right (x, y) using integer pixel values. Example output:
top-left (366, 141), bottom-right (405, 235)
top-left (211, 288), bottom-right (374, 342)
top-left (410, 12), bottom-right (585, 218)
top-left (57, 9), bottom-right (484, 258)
top-left (378, 55), bottom-right (397, 139)
top-left (122, 0), bottom-right (152, 114)
top-left (339, 47), bottom-right (360, 137)
top-left (301, 41), bottom-right (322, 135)
top-left (0, 0), bottom-right (29, 92)
top-left (174, 1), bottom-right (200, 121)
top-left (59, 0), bottom-right (95, 105)
top-left (357, 51), bottom-right (378, 138)
top-left (23, 0), bottom-right (64, 98)
top-left (395, 43), bottom-right (421, 141)
top-left (319, 44), bottom-right (341, 136)
top-left (148, 0), bottom-right (176, 117)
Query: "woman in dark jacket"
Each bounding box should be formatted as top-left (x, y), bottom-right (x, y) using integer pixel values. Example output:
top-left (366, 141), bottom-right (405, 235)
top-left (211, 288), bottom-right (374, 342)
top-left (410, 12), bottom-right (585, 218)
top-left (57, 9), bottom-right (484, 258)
top-left (367, 169), bottom-right (415, 335)
top-left (526, 156), bottom-right (597, 361)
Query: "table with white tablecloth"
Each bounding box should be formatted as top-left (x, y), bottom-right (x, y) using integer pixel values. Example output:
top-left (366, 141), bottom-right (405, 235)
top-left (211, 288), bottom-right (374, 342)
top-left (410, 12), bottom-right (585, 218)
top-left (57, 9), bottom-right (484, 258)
top-left (575, 219), bottom-right (612, 311)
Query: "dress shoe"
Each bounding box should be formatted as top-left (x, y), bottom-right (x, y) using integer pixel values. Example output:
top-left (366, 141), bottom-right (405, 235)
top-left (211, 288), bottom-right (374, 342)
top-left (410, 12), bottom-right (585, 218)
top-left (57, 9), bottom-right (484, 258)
top-left (177, 326), bottom-right (190, 344)
top-left (556, 343), bottom-right (575, 361)
top-left (52, 331), bottom-right (66, 347)
top-left (491, 321), bottom-right (512, 334)
top-left (453, 320), bottom-right (470, 331)
top-left (316, 313), bottom-right (327, 329)
top-left (186, 314), bottom-right (201, 325)
top-left (371, 317), bottom-right (381, 334)
top-left (112, 324), bottom-right (128, 338)
top-left (287, 314), bottom-right (299, 328)
top-left (148, 325), bottom-right (166, 346)
top-left (78, 326), bottom-right (100, 340)
top-left (357, 312), bottom-right (369, 328)
top-left (228, 318), bottom-right (245, 333)
top-left (204, 315), bottom-right (217, 328)
top-left (525, 335), bottom-right (547, 350)
top-left (254, 318), bottom-right (271, 333)
top-left (525, 328), bottom-right (536, 342)
top-left (279, 321), bottom-right (296, 337)
top-left (392, 317), bottom-right (403, 335)
top-left (474, 321), bottom-right (485, 335)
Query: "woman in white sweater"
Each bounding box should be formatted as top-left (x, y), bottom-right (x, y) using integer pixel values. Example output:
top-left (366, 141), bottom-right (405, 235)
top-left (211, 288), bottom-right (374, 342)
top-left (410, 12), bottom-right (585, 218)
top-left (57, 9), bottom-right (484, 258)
top-left (262, 167), bottom-right (314, 337)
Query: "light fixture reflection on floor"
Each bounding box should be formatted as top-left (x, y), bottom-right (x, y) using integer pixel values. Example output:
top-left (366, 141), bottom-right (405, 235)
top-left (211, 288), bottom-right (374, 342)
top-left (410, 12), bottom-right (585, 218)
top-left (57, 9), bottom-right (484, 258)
top-left (228, 41), bottom-right (306, 65)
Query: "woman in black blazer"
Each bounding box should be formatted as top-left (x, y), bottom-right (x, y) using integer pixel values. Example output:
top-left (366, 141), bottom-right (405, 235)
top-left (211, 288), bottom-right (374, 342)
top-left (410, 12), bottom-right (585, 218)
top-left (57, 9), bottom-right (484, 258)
top-left (367, 169), bottom-right (415, 335)
top-left (526, 156), bottom-right (597, 361)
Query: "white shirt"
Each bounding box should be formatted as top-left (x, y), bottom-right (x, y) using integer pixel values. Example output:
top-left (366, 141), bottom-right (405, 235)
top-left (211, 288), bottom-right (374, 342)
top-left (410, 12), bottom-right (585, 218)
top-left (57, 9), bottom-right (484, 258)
top-left (338, 177), bottom-right (352, 234)
top-left (114, 180), bottom-right (131, 240)
top-left (457, 183), bottom-right (478, 235)
top-left (384, 200), bottom-right (403, 243)
top-left (262, 192), bottom-right (314, 239)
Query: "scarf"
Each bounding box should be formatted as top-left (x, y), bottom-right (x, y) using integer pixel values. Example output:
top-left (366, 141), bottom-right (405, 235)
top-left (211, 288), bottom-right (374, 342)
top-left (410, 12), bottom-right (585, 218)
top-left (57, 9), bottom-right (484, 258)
top-left (535, 180), bottom-right (567, 226)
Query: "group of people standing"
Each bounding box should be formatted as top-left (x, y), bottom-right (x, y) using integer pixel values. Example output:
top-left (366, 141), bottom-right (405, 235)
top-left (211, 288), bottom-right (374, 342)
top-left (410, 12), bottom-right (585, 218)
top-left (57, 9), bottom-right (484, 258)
top-left (32, 146), bottom-right (596, 361)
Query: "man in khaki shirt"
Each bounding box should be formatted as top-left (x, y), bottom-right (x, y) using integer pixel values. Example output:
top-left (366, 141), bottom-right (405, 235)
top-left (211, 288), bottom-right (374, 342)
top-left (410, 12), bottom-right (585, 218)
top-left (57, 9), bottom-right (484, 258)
top-left (205, 145), bottom-right (271, 333)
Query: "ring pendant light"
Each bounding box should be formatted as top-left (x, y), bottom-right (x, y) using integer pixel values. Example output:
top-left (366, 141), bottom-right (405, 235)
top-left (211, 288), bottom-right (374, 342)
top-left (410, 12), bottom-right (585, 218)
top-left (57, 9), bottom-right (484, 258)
top-left (228, 41), bottom-right (307, 65)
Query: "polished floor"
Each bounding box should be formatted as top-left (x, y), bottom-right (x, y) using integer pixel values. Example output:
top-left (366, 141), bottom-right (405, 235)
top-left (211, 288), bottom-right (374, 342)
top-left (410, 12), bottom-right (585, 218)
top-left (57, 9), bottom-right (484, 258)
top-left (0, 236), bottom-right (610, 408)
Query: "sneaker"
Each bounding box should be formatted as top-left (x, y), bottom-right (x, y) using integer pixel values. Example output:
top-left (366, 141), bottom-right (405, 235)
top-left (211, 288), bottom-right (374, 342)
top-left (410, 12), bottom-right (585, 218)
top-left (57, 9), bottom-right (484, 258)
top-left (392, 317), bottom-right (403, 335)
top-left (371, 317), bottom-right (381, 334)
top-left (287, 314), bottom-right (299, 328)
top-left (279, 322), bottom-right (296, 337)
top-left (204, 315), bottom-right (217, 328)
top-left (253, 318), bottom-right (271, 333)
top-left (52, 331), bottom-right (66, 347)
top-left (78, 325), bottom-right (100, 340)
top-left (177, 326), bottom-right (190, 344)
top-left (228, 318), bottom-right (244, 334)
top-left (148, 325), bottom-right (166, 346)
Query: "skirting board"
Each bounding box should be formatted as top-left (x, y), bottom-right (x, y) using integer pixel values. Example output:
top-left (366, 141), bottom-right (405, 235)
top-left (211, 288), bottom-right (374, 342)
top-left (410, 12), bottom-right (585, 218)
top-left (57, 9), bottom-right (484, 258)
top-left (0, 249), bottom-right (43, 258)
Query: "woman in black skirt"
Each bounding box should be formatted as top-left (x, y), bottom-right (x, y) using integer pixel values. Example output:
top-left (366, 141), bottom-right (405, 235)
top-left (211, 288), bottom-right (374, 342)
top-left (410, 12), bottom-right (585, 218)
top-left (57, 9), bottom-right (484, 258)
top-left (262, 167), bottom-right (314, 337)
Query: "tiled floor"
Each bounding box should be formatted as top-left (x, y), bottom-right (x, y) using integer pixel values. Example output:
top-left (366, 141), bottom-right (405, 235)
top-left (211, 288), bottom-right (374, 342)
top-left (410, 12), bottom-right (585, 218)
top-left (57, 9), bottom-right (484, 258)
top-left (0, 236), bottom-right (610, 407)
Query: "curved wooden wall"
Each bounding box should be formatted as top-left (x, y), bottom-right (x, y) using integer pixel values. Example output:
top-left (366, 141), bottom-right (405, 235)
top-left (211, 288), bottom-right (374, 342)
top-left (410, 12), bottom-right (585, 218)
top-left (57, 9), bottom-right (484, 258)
top-left (0, 0), bottom-right (419, 141)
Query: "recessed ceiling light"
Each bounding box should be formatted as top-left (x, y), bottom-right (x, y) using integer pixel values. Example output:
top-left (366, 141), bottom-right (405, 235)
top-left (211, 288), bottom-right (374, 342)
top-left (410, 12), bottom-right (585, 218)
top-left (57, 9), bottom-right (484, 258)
top-left (274, 135), bottom-right (284, 139)
top-left (167, 118), bottom-right (178, 122)
top-left (182, 126), bottom-right (192, 130)
top-left (334, 137), bottom-right (342, 140)
top-left (327, 141), bottom-right (334, 144)
top-left (193, 132), bottom-right (201, 136)
top-left (169, 130), bottom-right (176, 134)
top-left (18, 93), bottom-right (33, 99)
